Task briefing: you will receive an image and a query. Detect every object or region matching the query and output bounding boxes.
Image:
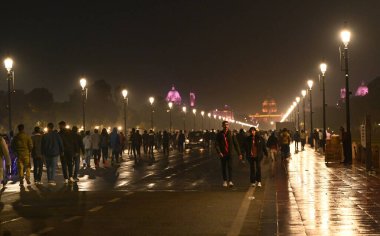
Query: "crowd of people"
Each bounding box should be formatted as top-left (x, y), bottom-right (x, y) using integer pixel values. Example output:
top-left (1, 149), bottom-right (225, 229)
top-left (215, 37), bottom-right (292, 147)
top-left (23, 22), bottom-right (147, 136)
top-left (1, 119), bottom-right (348, 189)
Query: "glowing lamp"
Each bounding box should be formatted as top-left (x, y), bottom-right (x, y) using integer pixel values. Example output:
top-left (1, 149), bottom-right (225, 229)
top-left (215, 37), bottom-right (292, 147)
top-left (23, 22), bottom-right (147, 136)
top-left (80, 78), bottom-right (87, 90)
top-left (301, 90), bottom-right (307, 97)
top-left (320, 63), bottom-right (327, 75)
top-left (341, 30), bottom-right (351, 47)
top-left (201, 111), bottom-right (205, 116)
top-left (307, 80), bottom-right (314, 90)
top-left (122, 89), bottom-right (128, 99)
top-left (182, 106), bottom-right (187, 112)
top-left (296, 97), bottom-right (300, 103)
top-left (192, 109), bottom-right (196, 115)
top-left (4, 58), bottom-right (13, 72)
top-left (168, 102), bottom-right (173, 109)
top-left (149, 97), bottom-right (154, 105)
top-left (207, 113), bottom-right (211, 118)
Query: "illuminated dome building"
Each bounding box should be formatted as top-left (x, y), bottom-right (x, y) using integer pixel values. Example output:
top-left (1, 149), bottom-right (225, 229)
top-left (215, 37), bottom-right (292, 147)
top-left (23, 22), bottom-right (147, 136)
top-left (355, 81), bottom-right (369, 96)
top-left (166, 85), bottom-right (182, 105)
top-left (262, 98), bottom-right (277, 113)
top-left (249, 97), bottom-right (282, 129)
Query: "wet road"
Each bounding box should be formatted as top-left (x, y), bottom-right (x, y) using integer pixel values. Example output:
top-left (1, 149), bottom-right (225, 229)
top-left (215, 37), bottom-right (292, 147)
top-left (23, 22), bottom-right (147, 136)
top-left (1, 145), bottom-right (380, 235)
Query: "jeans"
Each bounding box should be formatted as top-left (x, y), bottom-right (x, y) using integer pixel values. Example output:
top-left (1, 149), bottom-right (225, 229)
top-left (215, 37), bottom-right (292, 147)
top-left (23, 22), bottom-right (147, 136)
top-left (247, 156), bottom-right (262, 183)
top-left (33, 157), bottom-right (43, 182)
top-left (101, 147), bottom-right (108, 162)
top-left (85, 149), bottom-right (92, 167)
top-left (220, 155), bottom-right (232, 181)
top-left (46, 156), bottom-right (58, 181)
top-left (92, 149), bottom-right (100, 166)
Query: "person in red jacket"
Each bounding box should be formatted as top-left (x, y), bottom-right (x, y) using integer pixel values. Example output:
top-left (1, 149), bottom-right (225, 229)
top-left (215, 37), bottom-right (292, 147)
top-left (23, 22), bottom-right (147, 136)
top-left (215, 121), bottom-right (242, 187)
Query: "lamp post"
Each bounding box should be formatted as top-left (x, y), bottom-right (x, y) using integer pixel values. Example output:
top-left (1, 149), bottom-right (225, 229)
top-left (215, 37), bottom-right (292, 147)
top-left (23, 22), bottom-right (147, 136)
top-left (301, 90), bottom-right (307, 131)
top-left (79, 78), bottom-right (87, 131)
top-left (192, 109), bottom-right (197, 131)
top-left (292, 102), bottom-right (297, 127)
top-left (341, 29), bottom-right (352, 163)
top-left (4, 58), bottom-right (14, 133)
top-left (207, 113), bottom-right (211, 130)
top-left (213, 114), bottom-right (217, 129)
top-left (122, 89), bottom-right (128, 136)
top-left (201, 111), bottom-right (205, 131)
top-left (320, 62), bottom-right (327, 153)
top-left (149, 97), bottom-right (154, 129)
top-left (307, 79), bottom-right (314, 148)
top-left (168, 102), bottom-right (173, 132)
top-left (182, 106), bottom-right (187, 131)
top-left (296, 97), bottom-right (300, 131)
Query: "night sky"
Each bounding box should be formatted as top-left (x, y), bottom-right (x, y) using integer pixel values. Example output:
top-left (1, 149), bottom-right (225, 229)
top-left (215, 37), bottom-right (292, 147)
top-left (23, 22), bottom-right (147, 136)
top-left (1, 1), bottom-right (380, 115)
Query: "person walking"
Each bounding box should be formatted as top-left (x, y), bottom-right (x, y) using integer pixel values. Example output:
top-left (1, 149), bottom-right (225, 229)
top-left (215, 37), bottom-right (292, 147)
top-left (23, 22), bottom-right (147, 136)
top-left (280, 128), bottom-right (291, 160)
top-left (142, 130), bottom-right (149, 156)
top-left (148, 130), bottom-right (155, 162)
top-left (293, 130), bottom-right (300, 154)
top-left (177, 130), bottom-right (185, 153)
top-left (236, 129), bottom-right (246, 157)
top-left (92, 129), bottom-right (101, 168)
top-left (215, 121), bottom-right (242, 187)
top-left (11, 124), bottom-right (33, 186)
top-left (110, 128), bottom-right (121, 165)
top-left (300, 130), bottom-right (306, 151)
top-left (72, 126), bottom-right (84, 181)
top-left (41, 123), bottom-right (64, 185)
top-left (266, 131), bottom-right (279, 176)
top-left (31, 126), bottom-right (44, 184)
top-left (100, 128), bottom-right (109, 166)
top-left (340, 127), bottom-right (352, 165)
top-left (162, 131), bottom-right (170, 156)
top-left (83, 131), bottom-right (92, 168)
top-left (58, 121), bottom-right (77, 183)
top-left (245, 127), bottom-right (268, 187)
top-left (0, 135), bottom-right (11, 188)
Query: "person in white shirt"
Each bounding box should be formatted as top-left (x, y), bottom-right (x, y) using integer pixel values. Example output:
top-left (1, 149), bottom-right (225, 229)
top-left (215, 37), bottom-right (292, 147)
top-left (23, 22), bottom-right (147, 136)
top-left (83, 131), bottom-right (92, 168)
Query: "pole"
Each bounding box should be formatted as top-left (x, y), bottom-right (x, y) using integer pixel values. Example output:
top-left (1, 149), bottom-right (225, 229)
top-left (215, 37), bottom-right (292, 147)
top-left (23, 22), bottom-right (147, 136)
top-left (183, 113), bottom-right (186, 131)
top-left (303, 97), bottom-right (306, 132)
top-left (150, 105), bottom-right (154, 130)
top-left (193, 114), bottom-right (196, 131)
top-left (82, 90), bottom-right (86, 131)
top-left (297, 103), bottom-right (300, 131)
top-left (7, 72), bottom-right (12, 133)
top-left (169, 109), bottom-right (172, 133)
top-left (124, 98), bottom-right (127, 136)
top-left (344, 46), bottom-right (352, 163)
top-left (322, 74), bottom-right (326, 153)
top-left (309, 89), bottom-right (314, 148)
top-left (201, 116), bottom-right (204, 131)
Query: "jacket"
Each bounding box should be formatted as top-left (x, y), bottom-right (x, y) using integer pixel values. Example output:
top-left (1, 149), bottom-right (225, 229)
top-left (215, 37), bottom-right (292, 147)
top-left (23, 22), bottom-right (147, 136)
top-left (245, 134), bottom-right (268, 159)
top-left (59, 129), bottom-right (78, 156)
top-left (83, 135), bottom-right (92, 149)
top-left (91, 133), bottom-right (100, 150)
top-left (11, 131), bottom-right (33, 157)
top-left (215, 130), bottom-right (241, 157)
top-left (31, 133), bottom-right (43, 159)
top-left (41, 130), bottom-right (64, 157)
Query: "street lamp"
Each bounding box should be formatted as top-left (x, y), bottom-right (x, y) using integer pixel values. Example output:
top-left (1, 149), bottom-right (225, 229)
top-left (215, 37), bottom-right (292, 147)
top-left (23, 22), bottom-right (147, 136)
top-left (192, 109), bottom-right (197, 131)
top-left (340, 28), bottom-right (352, 164)
top-left (168, 102), bottom-right (173, 132)
top-left (182, 106), bottom-right (187, 131)
top-left (296, 97), bottom-right (300, 131)
top-left (307, 79), bottom-right (314, 148)
top-left (122, 89), bottom-right (128, 136)
top-left (4, 58), bottom-right (14, 133)
top-left (301, 90), bottom-right (307, 131)
top-left (292, 102), bottom-right (297, 125)
top-left (320, 62), bottom-right (327, 153)
top-left (79, 78), bottom-right (87, 131)
top-left (201, 111), bottom-right (205, 131)
top-left (149, 97), bottom-right (154, 129)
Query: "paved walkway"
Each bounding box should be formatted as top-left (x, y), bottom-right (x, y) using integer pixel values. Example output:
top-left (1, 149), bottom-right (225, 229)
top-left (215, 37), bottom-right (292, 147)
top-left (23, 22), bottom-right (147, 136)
top-left (241, 145), bottom-right (380, 235)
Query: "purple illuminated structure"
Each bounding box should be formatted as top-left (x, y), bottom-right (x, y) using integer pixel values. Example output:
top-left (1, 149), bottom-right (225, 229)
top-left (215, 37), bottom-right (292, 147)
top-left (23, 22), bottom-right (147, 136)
top-left (166, 85), bottom-right (182, 105)
top-left (190, 92), bottom-right (196, 107)
top-left (340, 88), bottom-right (346, 99)
top-left (355, 81), bottom-right (368, 96)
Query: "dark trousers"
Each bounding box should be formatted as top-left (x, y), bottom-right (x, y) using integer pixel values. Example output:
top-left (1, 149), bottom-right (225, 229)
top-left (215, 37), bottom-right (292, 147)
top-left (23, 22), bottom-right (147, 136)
top-left (247, 156), bottom-right (262, 183)
top-left (220, 156), bottom-right (232, 181)
top-left (143, 144), bottom-right (148, 155)
top-left (101, 147), bottom-right (108, 162)
top-left (61, 154), bottom-right (73, 179)
top-left (33, 157), bottom-right (43, 182)
top-left (178, 142), bottom-right (184, 153)
top-left (301, 139), bottom-right (306, 150)
top-left (73, 154), bottom-right (80, 178)
top-left (93, 149), bottom-right (101, 166)
top-left (132, 144), bottom-right (141, 164)
top-left (163, 143), bottom-right (169, 156)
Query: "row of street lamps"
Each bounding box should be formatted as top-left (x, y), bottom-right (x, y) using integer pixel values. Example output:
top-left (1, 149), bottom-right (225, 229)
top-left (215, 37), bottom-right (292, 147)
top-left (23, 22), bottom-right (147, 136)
top-left (281, 28), bottom-right (352, 163)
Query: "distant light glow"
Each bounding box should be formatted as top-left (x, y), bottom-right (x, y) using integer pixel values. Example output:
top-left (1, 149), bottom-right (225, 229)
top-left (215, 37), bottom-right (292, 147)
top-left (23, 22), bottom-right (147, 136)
top-left (307, 80), bottom-right (314, 90)
top-left (301, 90), bottom-right (307, 97)
top-left (122, 89), bottom-right (128, 98)
top-left (166, 85), bottom-right (182, 105)
top-left (320, 63), bottom-right (327, 75)
top-left (341, 30), bottom-right (351, 46)
top-left (149, 97), bottom-right (154, 105)
top-left (4, 58), bottom-right (13, 72)
top-left (182, 106), bottom-right (187, 113)
top-left (80, 78), bottom-right (87, 89)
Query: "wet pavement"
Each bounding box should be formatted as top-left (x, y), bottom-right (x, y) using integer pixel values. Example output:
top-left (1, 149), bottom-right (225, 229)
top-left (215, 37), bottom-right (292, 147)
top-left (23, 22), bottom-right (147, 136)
top-left (1, 145), bottom-right (380, 235)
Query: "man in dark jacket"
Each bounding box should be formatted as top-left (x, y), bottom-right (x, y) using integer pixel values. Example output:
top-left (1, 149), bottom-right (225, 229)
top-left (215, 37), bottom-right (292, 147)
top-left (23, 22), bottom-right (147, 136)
top-left (58, 121), bottom-right (78, 184)
top-left (245, 127), bottom-right (268, 187)
top-left (162, 130), bottom-right (170, 156)
top-left (177, 130), bottom-right (185, 153)
top-left (31, 126), bottom-right (44, 184)
top-left (215, 121), bottom-right (242, 187)
top-left (142, 130), bottom-right (149, 156)
top-left (41, 123), bottom-right (64, 185)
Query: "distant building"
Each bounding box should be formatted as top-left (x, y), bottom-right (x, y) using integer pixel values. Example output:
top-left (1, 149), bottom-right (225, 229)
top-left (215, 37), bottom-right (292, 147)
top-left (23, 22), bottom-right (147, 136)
top-left (249, 97), bottom-right (282, 129)
top-left (166, 85), bottom-right (182, 105)
top-left (212, 105), bottom-right (234, 121)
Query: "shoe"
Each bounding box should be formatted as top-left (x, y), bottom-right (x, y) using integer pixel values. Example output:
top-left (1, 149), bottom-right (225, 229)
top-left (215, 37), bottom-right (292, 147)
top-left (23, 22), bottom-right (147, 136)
top-left (74, 177), bottom-right (80, 182)
top-left (251, 182), bottom-right (256, 187)
top-left (19, 180), bottom-right (24, 186)
top-left (229, 181), bottom-right (234, 187)
top-left (69, 177), bottom-right (74, 183)
top-left (257, 182), bottom-right (262, 187)
top-left (26, 179), bottom-right (31, 185)
top-left (64, 179), bottom-right (69, 184)
top-left (223, 181), bottom-right (228, 187)
top-left (48, 181), bottom-right (56, 186)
